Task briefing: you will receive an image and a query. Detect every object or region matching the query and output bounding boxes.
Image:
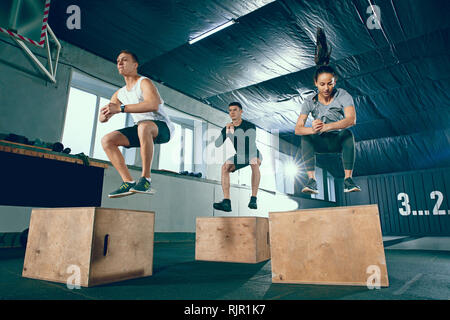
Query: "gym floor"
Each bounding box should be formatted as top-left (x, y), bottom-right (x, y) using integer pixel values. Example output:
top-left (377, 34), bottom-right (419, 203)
top-left (1, 237), bottom-right (449, 300)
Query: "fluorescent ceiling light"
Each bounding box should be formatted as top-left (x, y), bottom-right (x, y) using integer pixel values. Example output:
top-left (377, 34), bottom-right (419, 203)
top-left (188, 19), bottom-right (235, 45)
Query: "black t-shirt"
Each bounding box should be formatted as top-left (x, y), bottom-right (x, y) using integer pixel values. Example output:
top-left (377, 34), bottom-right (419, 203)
top-left (215, 119), bottom-right (259, 158)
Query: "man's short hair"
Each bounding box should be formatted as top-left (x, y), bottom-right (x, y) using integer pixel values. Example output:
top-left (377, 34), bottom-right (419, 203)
top-left (118, 50), bottom-right (139, 64)
top-left (228, 102), bottom-right (242, 110)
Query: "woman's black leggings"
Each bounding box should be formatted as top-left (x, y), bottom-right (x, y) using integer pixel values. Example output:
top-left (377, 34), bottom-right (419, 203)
top-left (301, 129), bottom-right (355, 172)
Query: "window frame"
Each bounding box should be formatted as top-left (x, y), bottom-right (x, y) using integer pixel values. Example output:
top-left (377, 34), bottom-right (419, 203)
top-left (62, 71), bottom-right (133, 163)
top-left (158, 116), bottom-right (195, 173)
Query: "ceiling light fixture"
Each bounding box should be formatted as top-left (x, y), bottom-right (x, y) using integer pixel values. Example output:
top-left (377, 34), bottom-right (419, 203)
top-left (188, 19), bottom-right (235, 45)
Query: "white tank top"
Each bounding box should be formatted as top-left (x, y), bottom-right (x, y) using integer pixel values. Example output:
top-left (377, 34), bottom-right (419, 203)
top-left (117, 76), bottom-right (175, 136)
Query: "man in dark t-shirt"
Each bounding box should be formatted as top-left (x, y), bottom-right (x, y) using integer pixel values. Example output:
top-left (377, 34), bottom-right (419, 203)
top-left (213, 102), bottom-right (263, 212)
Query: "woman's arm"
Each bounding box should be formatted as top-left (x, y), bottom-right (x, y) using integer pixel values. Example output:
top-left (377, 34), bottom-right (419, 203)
top-left (320, 105), bottom-right (356, 133)
top-left (295, 114), bottom-right (322, 135)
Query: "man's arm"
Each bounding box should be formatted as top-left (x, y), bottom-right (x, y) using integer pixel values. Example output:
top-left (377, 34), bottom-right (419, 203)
top-left (124, 78), bottom-right (162, 113)
top-left (215, 127), bottom-right (227, 147)
top-left (99, 90), bottom-right (121, 123)
top-left (102, 79), bottom-right (162, 117)
top-left (320, 105), bottom-right (356, 133)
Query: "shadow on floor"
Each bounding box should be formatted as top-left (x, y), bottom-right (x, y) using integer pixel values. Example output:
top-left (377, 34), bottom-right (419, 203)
top-left (0, 248), bottom-right (25, 260)
top-left (263, 283), bottom-right (369, 300)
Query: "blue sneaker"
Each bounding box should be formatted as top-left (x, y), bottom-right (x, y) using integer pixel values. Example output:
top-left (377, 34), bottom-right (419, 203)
top-left (213, 199), bottom-right (232, 212)
top-left (108, 181), bottom-right (136, 198)
top-left (302, 178), bottom-right (319, 194)
top-left (130, 177), bottom-right (156, 194)
top-left (344, 178), bottom-right (361, 193)
top-left (248, 196), bottom-right (257, 209)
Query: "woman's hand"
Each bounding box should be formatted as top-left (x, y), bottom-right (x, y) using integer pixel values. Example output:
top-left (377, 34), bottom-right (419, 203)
top-left (312, 119), bottom-right (324, 133)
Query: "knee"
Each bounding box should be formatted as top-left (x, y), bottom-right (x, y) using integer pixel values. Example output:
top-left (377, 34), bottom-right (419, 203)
top-left (250, 158), bottom-right (261, 169)
top-left (341, 130), bottom-right (355, 145)
top-left (222, 163), bottom-right (232, 173)
top-left (341, 129), bottom-right (354, 139)
top-left (138, 122), bottom-right (157, 139)
top-left (101, 134), bottom-right (116, 149)
top-left (301, 135), bottom-right (313, 148)
top-left (221, 163), bottom-right (228, 172)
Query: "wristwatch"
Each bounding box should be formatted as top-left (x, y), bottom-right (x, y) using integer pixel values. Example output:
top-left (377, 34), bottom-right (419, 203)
top-left (120, 105), bottom-right (126, 113)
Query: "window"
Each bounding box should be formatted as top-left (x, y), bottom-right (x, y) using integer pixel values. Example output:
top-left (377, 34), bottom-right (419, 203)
top-left (253, 142), bottom-right (276, 191)
top-left (274, 155), bottom-right (296, 195)
top-left (93, 97), bottom-right (127, 160)
top-left (61, 71), bottom-right (134, 164)
top-left (159, 122), bottom-right (182, 172)
top-left (327, 173), bottom-right (336, 202)
top-left (311, 167), bottom-right (324, 200)
top-left (183, 127), bottom-right (194, 172)
top-left (158, 106), bottom-right (200, 173)
top-left (62, 87), bottom-right (97, 156)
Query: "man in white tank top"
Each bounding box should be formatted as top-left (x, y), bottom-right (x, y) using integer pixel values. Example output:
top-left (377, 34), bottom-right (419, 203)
top-left (99, 50), bottom-right (174, 198)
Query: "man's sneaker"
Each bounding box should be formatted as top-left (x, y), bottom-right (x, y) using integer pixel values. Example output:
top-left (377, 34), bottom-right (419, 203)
top-left (108, 181), bottom-right (136, 198)
top-left (248, 196), bottom-right (257, 210)
top-left (302, 178), bottom-right (319, 194)
top-left (130, 177), bottom-right (155, 194)
top-left (344, 177), bottom-right (361, 193)
top-left (213, 199), bottom-right (232, 212)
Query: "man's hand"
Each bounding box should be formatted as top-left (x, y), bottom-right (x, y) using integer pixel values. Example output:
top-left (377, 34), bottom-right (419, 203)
top-left (226, 123), bottom-right (235, 134)
top-left (312, 119), bottom-right (324, 134)
top-left (99, 112), bottom-right (111, 123)
top-left (100, 102), bottom-right (121, 119)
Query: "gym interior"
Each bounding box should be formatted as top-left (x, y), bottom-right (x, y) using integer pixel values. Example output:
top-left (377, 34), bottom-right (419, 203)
top-left (0, 0), bottom-right (449, 303)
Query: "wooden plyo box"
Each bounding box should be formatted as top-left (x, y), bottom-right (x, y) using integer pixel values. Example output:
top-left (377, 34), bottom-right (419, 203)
top-left (269, 205), bottom-right (389, 286)
top-left (22, 207), bottom-right (155, 287)
top-left (195, 217), bottom-right (270, 263)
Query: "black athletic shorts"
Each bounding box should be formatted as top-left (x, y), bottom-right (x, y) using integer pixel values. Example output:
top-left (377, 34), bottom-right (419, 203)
top-left (117, 120), bottom-right (171, 148)
top-left (227, 150), bottom-right (263, 172)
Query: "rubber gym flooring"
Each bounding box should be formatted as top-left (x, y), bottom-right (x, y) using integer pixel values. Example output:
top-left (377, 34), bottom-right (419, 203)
top-left (1, 237), bottom-right (449, 300)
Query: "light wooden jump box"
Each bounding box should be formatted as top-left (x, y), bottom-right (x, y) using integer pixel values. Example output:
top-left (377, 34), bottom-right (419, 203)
top-left (195, 217), bottom-right (270, 263)
top-left (22, 207), bottom-right (155, 287)
top-left (269, 205), bottom-right (389, 286)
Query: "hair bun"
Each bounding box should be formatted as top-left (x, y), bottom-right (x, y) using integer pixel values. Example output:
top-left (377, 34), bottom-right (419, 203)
top-left (314, 27), bottom-right (332, 66)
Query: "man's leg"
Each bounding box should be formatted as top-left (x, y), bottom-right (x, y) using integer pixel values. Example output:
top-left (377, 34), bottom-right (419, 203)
top-left (221, 161), bottom-right (235, 199)
top-left (127, 121), bottom-right (160, 194)
top-left (101, 131), bottom-right (133, 182)
top-left (213, 161), bottom-right (235, 212)
top-left (102, 130), bottom-right (137, 198)
top-left (248, 158), bottom-right (262, 209)
top-left (137, 121), bottom-right (159, 179)
top-left (250, 158), bottom-right (262, 197)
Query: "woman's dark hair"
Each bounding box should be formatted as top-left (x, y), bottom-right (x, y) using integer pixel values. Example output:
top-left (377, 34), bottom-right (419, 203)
top-left (314, 65), bottom-right (337, 82)
top-left (313, 28), bottom-right (336, 81)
